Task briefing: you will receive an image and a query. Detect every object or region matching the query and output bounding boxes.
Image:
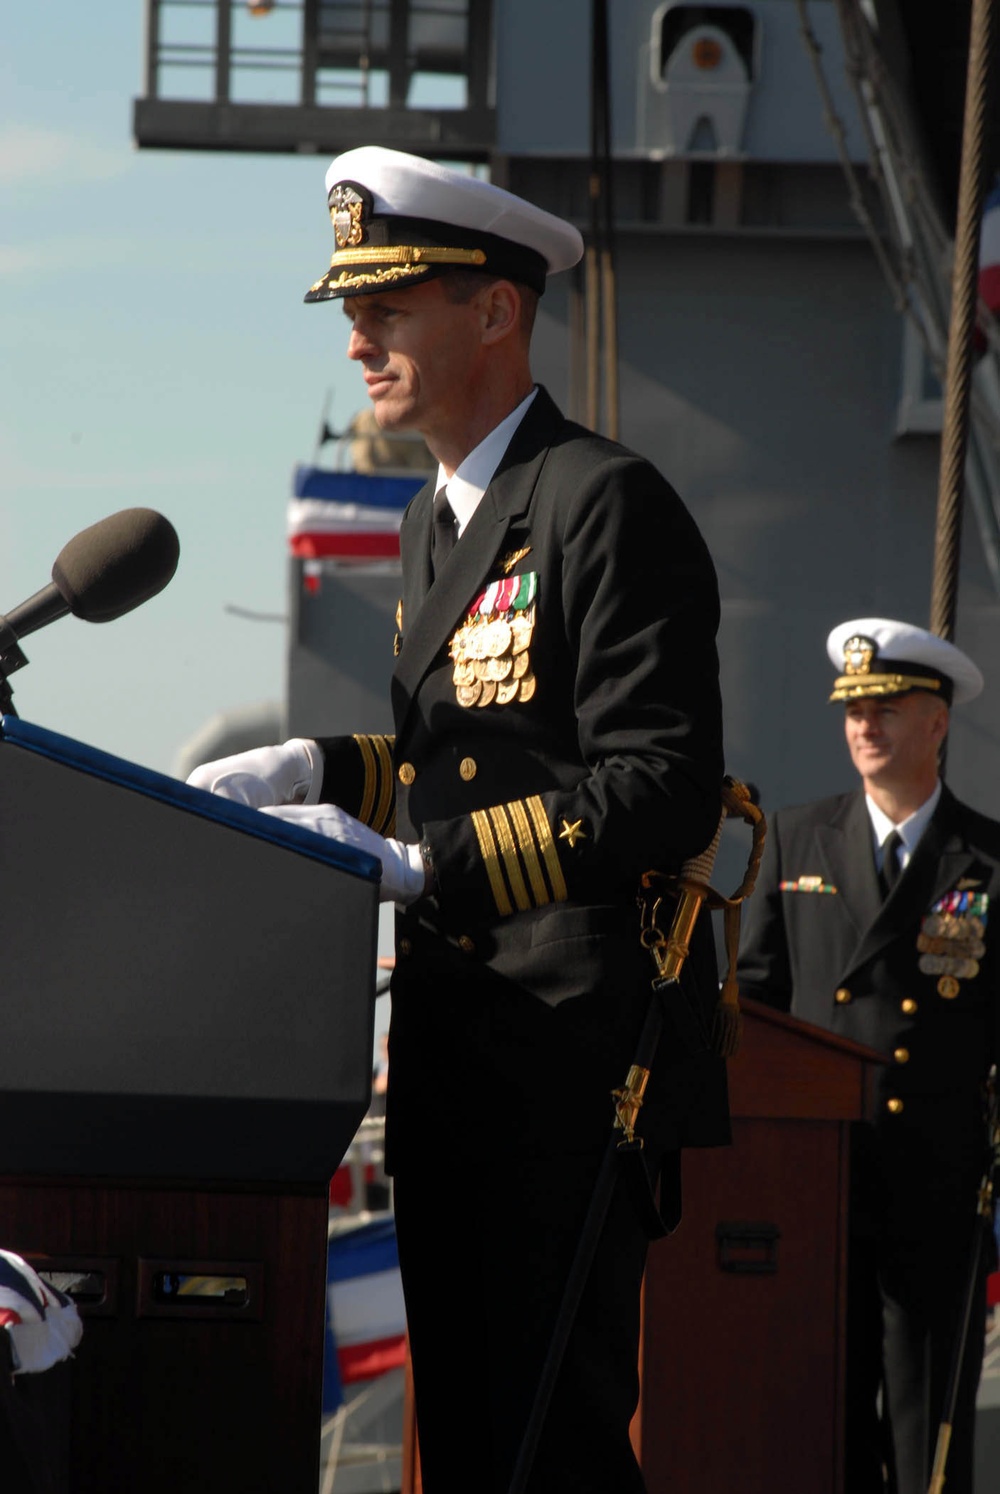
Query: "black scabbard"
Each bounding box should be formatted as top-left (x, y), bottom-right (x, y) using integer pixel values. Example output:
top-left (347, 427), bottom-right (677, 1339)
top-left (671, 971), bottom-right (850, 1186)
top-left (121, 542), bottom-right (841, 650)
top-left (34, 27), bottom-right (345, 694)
top-left (507, 974), bottom-right (704, 1493)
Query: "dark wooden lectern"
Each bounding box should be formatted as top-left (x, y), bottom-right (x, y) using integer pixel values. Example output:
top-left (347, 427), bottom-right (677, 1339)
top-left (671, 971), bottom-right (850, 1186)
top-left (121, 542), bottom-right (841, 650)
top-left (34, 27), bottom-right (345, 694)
top-left (0, 717), bottom-right (380, 1494)
top-left (637, 997), bottom-right (883, 1493)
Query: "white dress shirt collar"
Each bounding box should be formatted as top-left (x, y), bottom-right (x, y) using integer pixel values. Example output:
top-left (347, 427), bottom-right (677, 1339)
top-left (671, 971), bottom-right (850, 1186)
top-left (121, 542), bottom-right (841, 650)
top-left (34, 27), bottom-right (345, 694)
top-left (865, 779), bottom-right (942, 869)
top-left (434, 387), bottom-right (538, 536)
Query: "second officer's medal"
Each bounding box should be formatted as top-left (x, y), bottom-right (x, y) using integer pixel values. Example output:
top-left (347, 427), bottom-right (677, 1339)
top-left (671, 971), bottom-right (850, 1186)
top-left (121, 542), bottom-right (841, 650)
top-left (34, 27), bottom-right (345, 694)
top-left (917, 888), bottom-right (989, 998)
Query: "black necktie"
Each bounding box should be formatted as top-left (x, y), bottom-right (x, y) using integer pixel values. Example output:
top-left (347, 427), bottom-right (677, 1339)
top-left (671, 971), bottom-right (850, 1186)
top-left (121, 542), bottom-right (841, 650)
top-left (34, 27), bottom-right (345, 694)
top-left (431, 489), bottom-right (457, 578)
top-left (880, 829), bottom-right (903, 897)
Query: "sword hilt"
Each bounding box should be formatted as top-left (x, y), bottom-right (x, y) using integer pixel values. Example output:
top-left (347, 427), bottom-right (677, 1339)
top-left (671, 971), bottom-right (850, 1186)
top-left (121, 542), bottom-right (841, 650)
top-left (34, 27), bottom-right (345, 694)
top-left (639, 776), bottom-right (766, 1057)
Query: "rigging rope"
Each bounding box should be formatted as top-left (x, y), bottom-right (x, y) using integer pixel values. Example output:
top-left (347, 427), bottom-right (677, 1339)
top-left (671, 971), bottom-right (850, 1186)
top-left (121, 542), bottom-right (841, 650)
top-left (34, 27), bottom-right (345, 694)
top-left (929, 0), bottom-right (997, 641)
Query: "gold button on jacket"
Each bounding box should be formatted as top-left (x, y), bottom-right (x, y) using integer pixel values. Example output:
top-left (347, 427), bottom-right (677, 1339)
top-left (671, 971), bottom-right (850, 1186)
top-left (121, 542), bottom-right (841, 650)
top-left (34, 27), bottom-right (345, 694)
top-left (398, 762), bottom-right (416, 785)
top-left (835, 987), bottom-right (852, 1004)
top-left (459, 757), bottom-right (477, 781)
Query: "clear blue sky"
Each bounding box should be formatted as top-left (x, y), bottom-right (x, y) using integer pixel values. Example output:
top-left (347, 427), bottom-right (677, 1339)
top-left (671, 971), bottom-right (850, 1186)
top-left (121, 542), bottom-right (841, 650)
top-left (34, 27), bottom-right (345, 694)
top-left (2, 5), bottom-right (363, 774)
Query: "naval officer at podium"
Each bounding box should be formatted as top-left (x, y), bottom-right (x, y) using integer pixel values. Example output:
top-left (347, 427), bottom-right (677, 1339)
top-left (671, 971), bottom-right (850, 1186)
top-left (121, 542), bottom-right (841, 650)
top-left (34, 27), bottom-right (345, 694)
top-left (739, 618), bottom-right (1000, 1494)
top-left (190, 147), bottom-right (729, 1493)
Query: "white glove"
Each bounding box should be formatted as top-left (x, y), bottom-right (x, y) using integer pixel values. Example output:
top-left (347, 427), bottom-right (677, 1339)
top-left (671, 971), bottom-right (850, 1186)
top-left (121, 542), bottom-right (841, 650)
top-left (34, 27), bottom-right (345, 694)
top-left (185, 739), bottom-right (323, 809)
top-left (260, 804), bottom-right (428, 906)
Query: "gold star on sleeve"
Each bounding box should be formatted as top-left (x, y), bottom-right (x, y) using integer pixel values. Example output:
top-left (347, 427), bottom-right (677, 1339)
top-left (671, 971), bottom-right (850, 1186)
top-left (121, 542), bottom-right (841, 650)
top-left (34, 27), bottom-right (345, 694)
top-left (558, 817), bottom-right (587, 849)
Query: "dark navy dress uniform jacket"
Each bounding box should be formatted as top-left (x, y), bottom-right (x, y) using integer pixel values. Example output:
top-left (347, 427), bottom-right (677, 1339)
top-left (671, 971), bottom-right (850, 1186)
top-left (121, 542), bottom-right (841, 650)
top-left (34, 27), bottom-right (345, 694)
top-left (314, 387), bottom-right (730, 1175)
top-left (739, 784), bottom-right (1000, 1238)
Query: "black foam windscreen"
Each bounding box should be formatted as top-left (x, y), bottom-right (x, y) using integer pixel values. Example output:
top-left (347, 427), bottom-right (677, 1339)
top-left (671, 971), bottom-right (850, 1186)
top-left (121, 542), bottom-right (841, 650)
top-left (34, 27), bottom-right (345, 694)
top-left (51, 508), bottom-right (180, 623)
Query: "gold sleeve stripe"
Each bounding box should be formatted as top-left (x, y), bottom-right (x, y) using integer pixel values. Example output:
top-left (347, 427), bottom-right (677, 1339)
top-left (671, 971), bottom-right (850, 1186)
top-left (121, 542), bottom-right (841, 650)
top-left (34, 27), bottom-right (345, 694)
top-left (506, 798), bottom-right (550, 908)
top-left (372, 734), bottom-right (396, 837)
top-left (471, 810), bottom-right (514, 917)
top-left (487, 805), bottom-right (532, 913)
top-left (351, 734), bottom-right (396, 834)
top-left (353, 734), bottom-right (377, 826)
top-left (525, 795), bottom-right (569, 904)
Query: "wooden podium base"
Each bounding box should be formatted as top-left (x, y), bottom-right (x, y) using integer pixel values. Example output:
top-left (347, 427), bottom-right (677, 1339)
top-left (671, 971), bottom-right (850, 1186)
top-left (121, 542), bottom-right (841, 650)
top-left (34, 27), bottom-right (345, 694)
top-left (638, 1115), bottom-right (849, 1491)
top-left (635, 1000), bottom-right (880, 1492)
top-left (401, 1000), bottom-right (881, 1494)
top-left (0, 1174), bottom-right (329, 1494)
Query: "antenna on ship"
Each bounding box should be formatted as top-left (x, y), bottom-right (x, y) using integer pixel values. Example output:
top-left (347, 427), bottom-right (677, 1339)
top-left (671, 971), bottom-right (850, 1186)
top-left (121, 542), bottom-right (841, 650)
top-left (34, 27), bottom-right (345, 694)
top-left (313, 388), bottom-right (340, 462)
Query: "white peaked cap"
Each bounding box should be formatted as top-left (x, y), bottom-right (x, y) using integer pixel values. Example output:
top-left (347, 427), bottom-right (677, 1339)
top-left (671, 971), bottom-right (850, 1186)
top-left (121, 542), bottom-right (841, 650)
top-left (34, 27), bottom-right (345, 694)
top-left (325, 147), bottom-right (584, 273)
top-left (826, 617), bottom-right (984, 706)
top-left (305, 146), bottom-right (583, 302)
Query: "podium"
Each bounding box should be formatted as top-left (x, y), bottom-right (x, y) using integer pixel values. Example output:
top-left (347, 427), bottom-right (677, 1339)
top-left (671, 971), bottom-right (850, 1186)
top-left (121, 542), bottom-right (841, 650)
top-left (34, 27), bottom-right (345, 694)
top-left (637, 998), bottom-right (884, 1493)
top-left (0, 717), bottom-right (380, 1493)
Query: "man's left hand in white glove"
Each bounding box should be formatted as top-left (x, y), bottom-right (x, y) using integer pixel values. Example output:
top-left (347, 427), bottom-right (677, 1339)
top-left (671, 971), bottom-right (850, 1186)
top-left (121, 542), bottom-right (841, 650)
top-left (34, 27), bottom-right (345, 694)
top-left (260, 804), bottom-right (431, 906)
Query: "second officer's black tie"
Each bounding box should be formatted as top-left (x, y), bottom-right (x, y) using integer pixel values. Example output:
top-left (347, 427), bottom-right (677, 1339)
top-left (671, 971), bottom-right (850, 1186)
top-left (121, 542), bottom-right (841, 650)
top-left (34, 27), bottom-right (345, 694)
top-left (880, 829), bottom-right (903, 897)
top-left (431, 488), bottom-right (458, 579)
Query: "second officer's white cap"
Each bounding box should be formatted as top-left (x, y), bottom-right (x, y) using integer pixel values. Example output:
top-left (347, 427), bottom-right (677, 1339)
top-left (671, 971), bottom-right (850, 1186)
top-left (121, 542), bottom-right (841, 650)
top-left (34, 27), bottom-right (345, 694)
top-left (826, 617), bottom-right (983, 706)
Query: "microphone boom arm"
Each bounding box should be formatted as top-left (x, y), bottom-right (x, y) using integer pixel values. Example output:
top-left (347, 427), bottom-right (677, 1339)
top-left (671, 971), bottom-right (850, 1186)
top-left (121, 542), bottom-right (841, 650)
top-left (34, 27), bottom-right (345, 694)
top-left (0, 618), bottom-right (28, 717)
top-left (0, 584), bottom-right (74, 717)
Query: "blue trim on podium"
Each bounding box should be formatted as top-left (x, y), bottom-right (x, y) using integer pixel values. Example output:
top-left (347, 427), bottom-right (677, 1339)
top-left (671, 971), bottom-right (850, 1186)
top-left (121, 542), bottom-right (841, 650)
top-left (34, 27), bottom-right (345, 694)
top-left (0, 716), bottom-right (380, 884)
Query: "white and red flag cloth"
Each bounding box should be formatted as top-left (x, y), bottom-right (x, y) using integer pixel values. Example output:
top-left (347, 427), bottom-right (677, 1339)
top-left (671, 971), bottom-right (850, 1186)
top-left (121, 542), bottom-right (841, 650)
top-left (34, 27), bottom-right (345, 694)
top-left (976, 179), bottom-right (1000, 354)
top-left (323, 1219), bottom-right (406, 1410)
top-left (287, 465), bottom-right (425, 565)
top-left (0, 1251), bottom-right (82, 1375)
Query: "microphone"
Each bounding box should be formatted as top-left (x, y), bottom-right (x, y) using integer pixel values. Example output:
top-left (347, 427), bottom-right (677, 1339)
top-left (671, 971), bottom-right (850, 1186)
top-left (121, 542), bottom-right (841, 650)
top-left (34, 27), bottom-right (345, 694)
top-left (4, 508), bottom-right (180, 639)
top-left (0, 508), bottom-right (180, 712)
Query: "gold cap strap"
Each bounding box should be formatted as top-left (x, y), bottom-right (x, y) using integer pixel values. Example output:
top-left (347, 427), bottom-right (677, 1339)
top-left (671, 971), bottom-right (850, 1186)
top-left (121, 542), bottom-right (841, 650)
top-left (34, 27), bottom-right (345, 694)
top-left (830, 673), bottom-right (942, 702)
top-left (328, 244), bottom-right (488, 271)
